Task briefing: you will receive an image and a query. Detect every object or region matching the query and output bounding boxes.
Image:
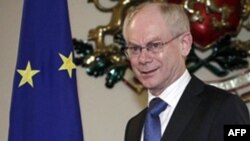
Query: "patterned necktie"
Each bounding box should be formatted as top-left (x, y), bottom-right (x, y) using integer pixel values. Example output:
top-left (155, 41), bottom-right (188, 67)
top-left (144, 98), bottom-right (167, 141)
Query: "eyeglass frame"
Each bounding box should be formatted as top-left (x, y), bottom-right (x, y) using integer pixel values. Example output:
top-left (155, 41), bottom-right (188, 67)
top-left (122, 32), bottom-right (185, 58)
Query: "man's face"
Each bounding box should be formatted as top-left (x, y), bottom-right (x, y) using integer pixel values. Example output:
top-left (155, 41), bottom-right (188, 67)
top-left (125, 6), bottom-right (188, 95)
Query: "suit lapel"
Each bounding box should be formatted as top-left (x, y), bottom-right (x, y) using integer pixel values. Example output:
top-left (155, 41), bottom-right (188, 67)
top-left (161, 76), bottom-right (205, 141)
top-left (127, 109), bottom-right (147, 141)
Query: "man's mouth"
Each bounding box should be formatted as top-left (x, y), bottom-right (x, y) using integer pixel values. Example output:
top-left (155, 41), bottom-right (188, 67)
top-left (140, 68), bottom-right (158, 75)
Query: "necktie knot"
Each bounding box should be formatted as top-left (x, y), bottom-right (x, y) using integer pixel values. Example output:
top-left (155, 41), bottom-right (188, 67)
top-left (148, 98), bottom-right (167, 116)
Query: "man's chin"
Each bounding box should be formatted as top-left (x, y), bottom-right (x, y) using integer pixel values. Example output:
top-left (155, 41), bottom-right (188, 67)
top-left (140, 81), bottom-right (155, 89)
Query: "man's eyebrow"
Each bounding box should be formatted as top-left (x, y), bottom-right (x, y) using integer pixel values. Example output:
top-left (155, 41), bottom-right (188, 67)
top-left (126, 42), bottom-right (139, 47)
top-left (145, 38), bottom-right (162, 46)
top-left (126, 37), bottom-right (162, 46)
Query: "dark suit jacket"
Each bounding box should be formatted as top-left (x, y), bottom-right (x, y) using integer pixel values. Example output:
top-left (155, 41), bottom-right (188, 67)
top-left (124, 75), bottom-right (250, 141)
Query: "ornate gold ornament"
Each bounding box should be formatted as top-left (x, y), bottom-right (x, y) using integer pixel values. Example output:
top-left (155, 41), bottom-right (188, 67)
top-left (73, 0), bottom-right (250, 102)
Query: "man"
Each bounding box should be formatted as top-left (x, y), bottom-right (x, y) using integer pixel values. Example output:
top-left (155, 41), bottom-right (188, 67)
top-left (122, 1), bottom-right (250, 141)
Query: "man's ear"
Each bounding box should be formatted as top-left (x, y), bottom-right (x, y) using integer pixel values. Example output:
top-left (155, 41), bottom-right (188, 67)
top-left (179, 32), bottom-right (193, 57)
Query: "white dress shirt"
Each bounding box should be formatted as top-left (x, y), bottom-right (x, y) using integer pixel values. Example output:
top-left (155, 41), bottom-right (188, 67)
top-left (141, 70), bottom-right (191, 141)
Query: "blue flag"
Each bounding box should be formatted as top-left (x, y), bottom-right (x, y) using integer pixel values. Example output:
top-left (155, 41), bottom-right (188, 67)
top-left (8, 0), bottom-right (84, 141)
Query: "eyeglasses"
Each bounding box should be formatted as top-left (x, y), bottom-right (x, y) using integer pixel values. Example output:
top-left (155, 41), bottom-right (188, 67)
top-left (123, 33), bottom-right (184, 58)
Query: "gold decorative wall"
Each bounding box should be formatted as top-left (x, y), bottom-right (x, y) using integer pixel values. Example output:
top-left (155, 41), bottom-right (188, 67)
top-left (73, 0), bottom-right (250, 102)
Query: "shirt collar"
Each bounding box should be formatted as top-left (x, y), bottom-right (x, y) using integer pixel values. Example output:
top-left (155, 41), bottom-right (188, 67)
top-left (148, 70), bottom-right (191, 108)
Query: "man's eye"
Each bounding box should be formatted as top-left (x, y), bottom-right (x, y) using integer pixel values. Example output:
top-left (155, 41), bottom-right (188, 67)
top-left (130, 47), bottom-right (140, 52)
top-left (149, 42), bottom-right (161, 49)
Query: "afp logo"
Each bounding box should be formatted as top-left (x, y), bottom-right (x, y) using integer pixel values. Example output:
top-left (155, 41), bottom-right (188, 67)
top-left (224, 125), bottom-right (250, 141)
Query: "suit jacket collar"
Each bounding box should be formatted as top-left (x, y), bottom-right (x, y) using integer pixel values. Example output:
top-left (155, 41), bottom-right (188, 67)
top-left (129, 109), bottom-right (147, 141)
top-left (161, 75), bottom-right (205, 141)
top-left (128, 75), bottom-right (205, 141)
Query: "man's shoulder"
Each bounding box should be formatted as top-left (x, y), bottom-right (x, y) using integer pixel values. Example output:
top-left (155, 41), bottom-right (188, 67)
top-left (189, 74), bottom-right (235, 99)
top-left (188, 75), bottom-right (246, 108)
top-left (125, 108), bottom-right (147, 134)
top-left (128, 108), bottom-right (147, 123)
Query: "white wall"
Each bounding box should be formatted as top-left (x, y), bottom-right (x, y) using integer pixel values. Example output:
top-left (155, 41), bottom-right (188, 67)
top-left (0, 0), bottom-right (249, 141)
top-left (0, 0), bottom-right (22, 140)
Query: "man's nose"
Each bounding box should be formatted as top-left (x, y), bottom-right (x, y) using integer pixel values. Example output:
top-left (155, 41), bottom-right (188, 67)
top-left (138, 48), bottom-right (152, 64)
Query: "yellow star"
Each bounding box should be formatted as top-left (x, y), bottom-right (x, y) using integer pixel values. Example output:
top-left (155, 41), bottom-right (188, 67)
top-left (17, 61), bottom-right (40, 87)
top-left (58, 52), bottom-right (76, 78)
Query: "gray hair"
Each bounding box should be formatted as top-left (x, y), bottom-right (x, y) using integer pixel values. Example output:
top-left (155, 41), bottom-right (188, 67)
top-left (122, 2), bottom-right (190, 39)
